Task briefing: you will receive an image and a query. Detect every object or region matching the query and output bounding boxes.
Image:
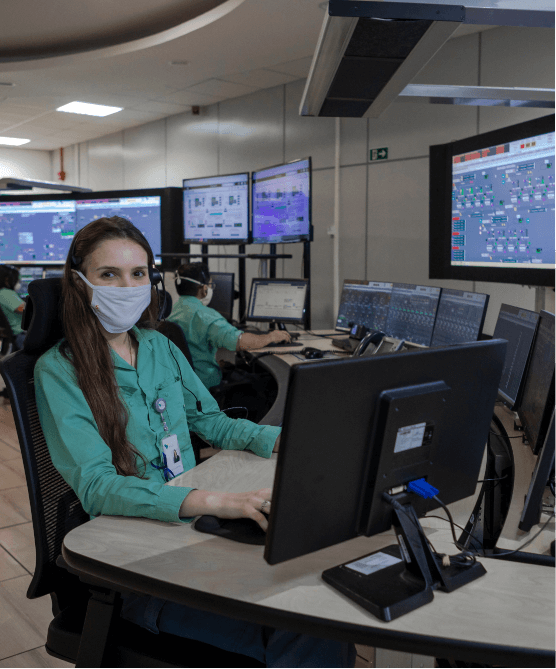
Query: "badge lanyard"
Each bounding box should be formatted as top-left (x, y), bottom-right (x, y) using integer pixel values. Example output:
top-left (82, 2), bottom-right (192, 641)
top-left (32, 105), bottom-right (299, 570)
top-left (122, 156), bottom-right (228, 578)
top-left (151, 398), bottom-right (184, 481)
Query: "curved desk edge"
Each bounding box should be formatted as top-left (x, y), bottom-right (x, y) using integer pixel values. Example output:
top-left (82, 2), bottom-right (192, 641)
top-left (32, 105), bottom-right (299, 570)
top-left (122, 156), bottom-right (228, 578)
top-left (254, 354), bottom-right (291, 426)
top-left (61, 542), bottom-right (552, 668)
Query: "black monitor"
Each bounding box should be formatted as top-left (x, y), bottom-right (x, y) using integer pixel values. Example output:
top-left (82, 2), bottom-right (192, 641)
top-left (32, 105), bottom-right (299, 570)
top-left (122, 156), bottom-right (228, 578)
top-left (246, 278), bottom-right (308, 329)
top-left (384, 283), bottom-right (441, 346)
top-left (208, 272), bottom-right (235, 322)
top-left (0, 198), bottom-right (75, 263)
top-left (430, 288), bottom-right (489, 346)
top-left (252, 158), bottom-right (312, 244)
top-left (517, 310), bottom-right (555, 454)
top-left (16, 266), bottom-right (44, 297)
top-left (335, 280), bottom-right (393, 332)
top-left (429, 114), bottom-right (555, 287)
top-left (182, 173), bottom-right (249, 244)
top-left (492, 303), bottom-right (539, 409)
top-left (44, 268), bottom-right (64, 279)
top-left (265, 339), bottom-right (506, 620)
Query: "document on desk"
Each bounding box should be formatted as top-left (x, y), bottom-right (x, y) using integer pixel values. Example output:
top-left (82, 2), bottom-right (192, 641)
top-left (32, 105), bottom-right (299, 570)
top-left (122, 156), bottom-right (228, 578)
top-left (165, 450), bottom-right (277, 494)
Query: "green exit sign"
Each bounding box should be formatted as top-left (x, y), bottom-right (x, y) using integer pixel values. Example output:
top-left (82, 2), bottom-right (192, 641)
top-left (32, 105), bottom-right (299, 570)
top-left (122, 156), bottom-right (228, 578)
top-left (370, 147), bottom-right (388, 161)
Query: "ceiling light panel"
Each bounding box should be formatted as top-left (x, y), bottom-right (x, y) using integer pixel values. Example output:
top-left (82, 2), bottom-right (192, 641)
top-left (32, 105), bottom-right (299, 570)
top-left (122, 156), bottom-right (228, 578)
top-left (56, 101), bottom-right (123, 116)
top-left (0, 136), bottom-right (30, 145)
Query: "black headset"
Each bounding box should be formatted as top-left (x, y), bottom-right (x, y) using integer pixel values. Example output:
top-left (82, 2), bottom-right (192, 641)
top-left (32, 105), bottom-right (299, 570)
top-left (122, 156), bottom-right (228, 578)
top-left (69, 232), bottom-right (166, 321)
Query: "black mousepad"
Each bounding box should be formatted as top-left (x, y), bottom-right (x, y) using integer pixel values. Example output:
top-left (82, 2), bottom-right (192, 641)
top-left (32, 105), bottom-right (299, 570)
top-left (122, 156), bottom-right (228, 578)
top-left (194, 515), bottom-right (267, 546)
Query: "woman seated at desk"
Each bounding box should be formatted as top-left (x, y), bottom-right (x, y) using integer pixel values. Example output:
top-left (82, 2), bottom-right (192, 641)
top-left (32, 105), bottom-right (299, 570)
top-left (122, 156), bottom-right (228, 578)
top-left (34, 217), bottom-right (354, 668)
top-left (0, 264), bottom-right (26, 350)
top-left (168, 262), bottom-right (291, 390)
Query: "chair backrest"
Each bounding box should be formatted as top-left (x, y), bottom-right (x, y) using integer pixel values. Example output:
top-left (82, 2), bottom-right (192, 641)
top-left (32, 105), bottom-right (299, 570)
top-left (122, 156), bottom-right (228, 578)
top-left (0, 278), bottom-right (88, 600)
top-left (156, 320), bottom-right (195, 371)
top-left (160, 289), bottom-right (173, 320)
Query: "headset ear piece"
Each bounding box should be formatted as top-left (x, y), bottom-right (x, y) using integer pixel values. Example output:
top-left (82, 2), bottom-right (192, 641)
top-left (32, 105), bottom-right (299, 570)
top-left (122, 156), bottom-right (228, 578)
top-left (149, 267), bottom-right (162, 286)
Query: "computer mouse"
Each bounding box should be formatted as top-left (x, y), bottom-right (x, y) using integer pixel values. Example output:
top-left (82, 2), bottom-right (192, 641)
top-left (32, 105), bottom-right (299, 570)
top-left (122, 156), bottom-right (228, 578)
top-left (193, 515), bottom-right (266, 545)
top-left (301, 347), bottom-right (324, 359)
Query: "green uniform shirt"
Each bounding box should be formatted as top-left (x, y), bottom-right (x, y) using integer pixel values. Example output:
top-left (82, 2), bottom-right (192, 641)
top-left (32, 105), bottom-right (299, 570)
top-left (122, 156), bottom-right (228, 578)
top-left (34, 327), bottom-right (279, 523)
top-left (168, 296), bottom-right (242, 389)
top-left (0, 288), bottom-right (24, 336)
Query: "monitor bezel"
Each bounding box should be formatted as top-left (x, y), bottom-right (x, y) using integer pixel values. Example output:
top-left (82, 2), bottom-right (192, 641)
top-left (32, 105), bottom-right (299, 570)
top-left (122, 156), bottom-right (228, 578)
top-left (251, 157), bottom-right (313, 245)
top-left (246, 277), bottom-right (309, 324)
top-left (208, 271), bottom-right (235, 323)
top-left (430, 287), bottom-right (490, 346)
top-left (182, 172), bottom-right (250, 245)
top-left (429, 113), bottom-right (555, 287)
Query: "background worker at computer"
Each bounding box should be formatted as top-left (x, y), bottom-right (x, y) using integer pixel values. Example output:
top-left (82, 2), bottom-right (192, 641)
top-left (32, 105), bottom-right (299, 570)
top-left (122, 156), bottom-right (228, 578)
top-left (0, 264), bottom-right (26, 350)
top-left (169, 262), bottom-right (291, 390)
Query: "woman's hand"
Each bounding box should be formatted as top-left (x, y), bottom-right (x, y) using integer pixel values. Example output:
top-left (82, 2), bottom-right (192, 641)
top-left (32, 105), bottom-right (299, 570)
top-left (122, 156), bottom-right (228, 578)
top-left (180, 488), bottom-right (272, 530)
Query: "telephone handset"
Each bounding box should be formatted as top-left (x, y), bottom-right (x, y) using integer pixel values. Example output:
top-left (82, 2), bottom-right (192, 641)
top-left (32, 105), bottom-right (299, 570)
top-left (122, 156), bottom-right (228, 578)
top-left (352, 330), bottom-right (386, 356)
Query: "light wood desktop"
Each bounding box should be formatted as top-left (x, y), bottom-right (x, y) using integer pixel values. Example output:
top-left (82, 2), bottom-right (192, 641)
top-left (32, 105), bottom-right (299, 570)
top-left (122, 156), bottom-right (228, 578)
top-left (62, 332), bottom-right (555, 667)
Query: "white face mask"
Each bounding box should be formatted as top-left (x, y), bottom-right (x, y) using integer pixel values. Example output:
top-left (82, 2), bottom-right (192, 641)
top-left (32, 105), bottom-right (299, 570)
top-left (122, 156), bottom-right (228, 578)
top-left (75, 270), bottom-right (152, 334)
top-left (14, 282), bottom-right (21, 293)
top-left (200, 287), bottom-right (213, 306)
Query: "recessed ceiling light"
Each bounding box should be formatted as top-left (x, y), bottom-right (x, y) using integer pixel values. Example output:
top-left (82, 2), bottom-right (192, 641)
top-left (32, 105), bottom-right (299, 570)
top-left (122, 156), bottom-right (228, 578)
top-left (0, 82), bottom-right (15, 87)
top-left (169, 60), bottom-right (189, 66)
top-left (56, 101), bottom-right (123, 117)
top-left (0, 137), bottom-right (30, 146)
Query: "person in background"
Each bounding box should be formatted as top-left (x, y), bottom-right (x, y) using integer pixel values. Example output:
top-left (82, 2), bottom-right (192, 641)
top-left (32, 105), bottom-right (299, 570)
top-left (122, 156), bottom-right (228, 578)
top-left (0, 264), bottom-right (26, 349)
top-left (168, 262), bottom-right (291, 390)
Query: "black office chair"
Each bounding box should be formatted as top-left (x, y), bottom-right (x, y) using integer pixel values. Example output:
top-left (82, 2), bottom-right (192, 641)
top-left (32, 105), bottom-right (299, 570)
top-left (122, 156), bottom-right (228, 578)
top-left (156, 319), bottom-right (195, 371)
top-left (0, 278), bottom-right (265, 668)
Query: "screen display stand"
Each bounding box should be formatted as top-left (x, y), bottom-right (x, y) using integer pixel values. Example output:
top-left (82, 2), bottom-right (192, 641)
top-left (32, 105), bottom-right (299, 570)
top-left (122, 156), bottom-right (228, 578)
top-left (267, 321), bottom-right (289, 332)
top-left (322, 499), bottom-right (487, 622)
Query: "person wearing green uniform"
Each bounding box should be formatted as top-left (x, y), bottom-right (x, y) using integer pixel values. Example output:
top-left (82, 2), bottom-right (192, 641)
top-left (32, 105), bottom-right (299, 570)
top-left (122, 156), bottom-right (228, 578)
top-left (0, 264), bottom-right (26, 349)
top-left (168, 263), bottom-right (291, 390)
top-left (33, 216), bottom-right (355, 668)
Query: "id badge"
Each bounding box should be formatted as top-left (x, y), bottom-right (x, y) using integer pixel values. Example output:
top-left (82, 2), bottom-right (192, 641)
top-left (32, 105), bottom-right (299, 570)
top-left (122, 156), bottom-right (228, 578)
top-left (162, 434), bottom-right (184, 478)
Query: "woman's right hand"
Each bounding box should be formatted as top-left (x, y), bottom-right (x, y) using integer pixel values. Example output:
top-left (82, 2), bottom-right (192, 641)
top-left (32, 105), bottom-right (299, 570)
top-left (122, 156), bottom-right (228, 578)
top-left (179, 488), bottom-right (272, 530)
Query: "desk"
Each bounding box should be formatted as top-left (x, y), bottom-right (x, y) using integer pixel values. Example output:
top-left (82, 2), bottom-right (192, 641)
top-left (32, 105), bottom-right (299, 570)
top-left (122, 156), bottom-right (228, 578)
top-left (63, 449), bottom-right (555, 668)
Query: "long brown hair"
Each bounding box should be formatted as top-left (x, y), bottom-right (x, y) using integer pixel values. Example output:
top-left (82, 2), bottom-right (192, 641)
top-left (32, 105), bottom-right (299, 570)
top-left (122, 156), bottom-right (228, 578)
top-left (60, 217), bottom-right (159, 478)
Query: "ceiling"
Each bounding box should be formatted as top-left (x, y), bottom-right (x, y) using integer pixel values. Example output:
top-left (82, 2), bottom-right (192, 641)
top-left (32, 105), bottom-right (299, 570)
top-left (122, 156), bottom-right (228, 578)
top-left (0, 0), bottom-right (494, 151)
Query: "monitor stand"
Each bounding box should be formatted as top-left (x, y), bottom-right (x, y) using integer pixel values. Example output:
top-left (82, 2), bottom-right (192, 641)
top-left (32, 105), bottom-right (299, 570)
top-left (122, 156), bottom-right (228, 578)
top-left (268, 321), bottom-right (289, 332)
top-left (322, 498), bottom-right (486, 622)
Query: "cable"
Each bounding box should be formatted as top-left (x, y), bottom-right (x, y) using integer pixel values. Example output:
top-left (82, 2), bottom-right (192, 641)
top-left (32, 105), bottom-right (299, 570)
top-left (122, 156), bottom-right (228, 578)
top-left (432, 495), bottom-right (465, 551)
top-left (485, 512), bottom-right (555, 559)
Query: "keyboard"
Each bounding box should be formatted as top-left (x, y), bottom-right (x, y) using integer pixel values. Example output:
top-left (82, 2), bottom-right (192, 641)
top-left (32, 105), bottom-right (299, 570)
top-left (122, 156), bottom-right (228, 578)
top-left (264, 341), bottom-right (303, 348)
top-left (332, 337), bottom-right (358, 353)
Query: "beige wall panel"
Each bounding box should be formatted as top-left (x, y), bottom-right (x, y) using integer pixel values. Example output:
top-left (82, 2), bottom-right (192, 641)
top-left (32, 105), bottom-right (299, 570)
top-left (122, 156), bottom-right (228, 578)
top-left (340, 117), bottom-right (368, 167)
top-left (310, 168), bottom-right (335, 328)
top-left (339, 164), bottom-right (367, 284)
top-left (123, 119), bottom-right (166, 189)
top-left (87, 131), bottom-right (124, 191)
top-left (166, 106), bottom-right (219, 187)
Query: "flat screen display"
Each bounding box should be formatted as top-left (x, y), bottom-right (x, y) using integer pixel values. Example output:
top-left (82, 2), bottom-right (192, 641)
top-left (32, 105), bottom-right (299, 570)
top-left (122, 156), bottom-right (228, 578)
top-left (247, 278), bottom-right (308, 324)
top-left (208, 272), bottom-right (235, 322)
top-left (430, 289), bottom-right (489, 346)
top-left (384, 283), bottom-right (441, 347)
top-left (76, 195), bottom-right (162, 262)
top-left (183, 173), bottom-right (249, 244)
top-left (492, 303), bottom-right (539, 409)
top-left (0, 200), bottom-right (76, 263)
top-left (252, 158), bottom-right (311, 244)
top-left (17, 266), bottom-right (44, 297)
top-left (335, 280), bottom-right (393, 332)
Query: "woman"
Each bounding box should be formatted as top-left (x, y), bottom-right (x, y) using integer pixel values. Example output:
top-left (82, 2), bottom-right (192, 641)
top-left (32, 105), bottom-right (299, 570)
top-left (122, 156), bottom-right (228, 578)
top-left (34, 216), bottom-right (355, 668)
top-left (0, 264), bottom-right (26, 350)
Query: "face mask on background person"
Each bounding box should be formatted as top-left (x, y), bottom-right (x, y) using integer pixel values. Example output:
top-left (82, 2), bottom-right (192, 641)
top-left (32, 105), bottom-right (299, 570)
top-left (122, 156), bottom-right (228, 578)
top-left (74, 270), bottom-right (152, 334)
top-left (181, 276), bottom-right (214, 306)
top-left (14, 282), bottom-right (21, 293)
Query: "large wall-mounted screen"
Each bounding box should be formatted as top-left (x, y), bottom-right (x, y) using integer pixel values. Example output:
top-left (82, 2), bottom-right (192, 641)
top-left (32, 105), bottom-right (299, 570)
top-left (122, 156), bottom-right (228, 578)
top-left (430, 114), bottom-right (555, 287)
top-left (252, 158), bottom-right (311, 244)
top-left (182, 173), bottom-right (249, 244)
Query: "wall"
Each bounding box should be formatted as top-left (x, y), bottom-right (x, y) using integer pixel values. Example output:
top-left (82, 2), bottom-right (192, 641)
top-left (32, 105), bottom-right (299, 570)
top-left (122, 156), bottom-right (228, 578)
top-left (0, 146), bottom-right (53, 193)
top-left (15, 26), bottom-right (556, 329)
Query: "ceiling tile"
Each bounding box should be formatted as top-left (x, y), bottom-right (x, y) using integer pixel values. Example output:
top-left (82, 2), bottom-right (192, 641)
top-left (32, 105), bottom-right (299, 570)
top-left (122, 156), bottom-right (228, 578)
top-left (267, 56), bottom-right (313, 79)
top-left (160, 89), bottom-right (221, 106)
top-left (220, 69), bottom-right (299, 88)
top-left (185, 79), bottom-right (258, 99)
top-left (129, 100), bottom-right (190, 115)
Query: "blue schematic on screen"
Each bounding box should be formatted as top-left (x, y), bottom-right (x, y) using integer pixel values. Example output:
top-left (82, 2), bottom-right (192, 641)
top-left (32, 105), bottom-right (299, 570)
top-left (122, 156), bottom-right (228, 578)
top-left (451, 130), bottom-right (555, 269)
top-left (76, 196), bottom-right (162, 261)
top-left (252, 158), bottom-right (311, 243)
top-left (0, 200), bottom-right (76, 263)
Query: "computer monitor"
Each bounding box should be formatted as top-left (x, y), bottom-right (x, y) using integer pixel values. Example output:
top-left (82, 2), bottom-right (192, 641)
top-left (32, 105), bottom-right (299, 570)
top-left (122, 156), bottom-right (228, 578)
top-left (43, 269), bottom-right (64, 279)
top-left (384, 283), bottom-right (441, 346)
top-left (0, 199), bottom-right (76, 263)
top-left (517, 310), bottom-right (555, 454)
top-left (430, 113), bottom-right (555, 287)
top-left (492, 303), bottom-right (539, 410)
top-left (246, 278), bottom-right (308, 328)
top-left (430, 288), bottom-right (489, 346)
top-left (265, 339), bottom-right (506, 619)
top-left (252, 158), bottom-right (312, 244)
top-left (208, 272), bottom-right (235, 322)
top-left (335, 280), bottom-right (393, 332)
top-left (182, 173), bottom-right (249, 244)
top-left (17, 267), bottom-right (44, 297)
top-left (75, 191), bottom-right (164, 263)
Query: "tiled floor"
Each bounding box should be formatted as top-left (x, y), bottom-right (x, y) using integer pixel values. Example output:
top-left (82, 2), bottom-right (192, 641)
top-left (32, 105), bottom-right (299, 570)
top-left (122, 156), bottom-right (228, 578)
top-left (0, 398), bottom-right (375, 668)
